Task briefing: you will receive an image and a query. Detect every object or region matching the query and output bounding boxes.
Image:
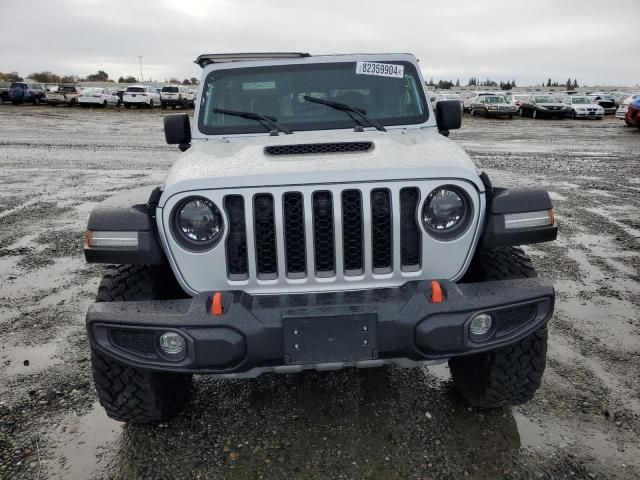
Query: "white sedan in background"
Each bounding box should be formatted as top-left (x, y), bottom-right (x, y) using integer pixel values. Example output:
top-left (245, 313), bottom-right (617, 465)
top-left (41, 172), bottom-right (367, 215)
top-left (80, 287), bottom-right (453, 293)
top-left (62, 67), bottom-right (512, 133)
top-left (77, 87), bottom-right (121, 107)
top-left (562, 96), bottom-right (604, 119)
top-left (122, 85), bottom-right (160, 108)
top-left (615, 93), bottom-right (640, 119)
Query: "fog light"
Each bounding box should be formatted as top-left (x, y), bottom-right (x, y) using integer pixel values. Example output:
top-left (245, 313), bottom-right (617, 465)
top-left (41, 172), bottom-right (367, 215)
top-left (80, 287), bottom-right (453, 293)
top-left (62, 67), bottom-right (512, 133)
top-left (159, 332), bottom-right (185, 355)
top-left (470, 314), bottom-right (493, 336)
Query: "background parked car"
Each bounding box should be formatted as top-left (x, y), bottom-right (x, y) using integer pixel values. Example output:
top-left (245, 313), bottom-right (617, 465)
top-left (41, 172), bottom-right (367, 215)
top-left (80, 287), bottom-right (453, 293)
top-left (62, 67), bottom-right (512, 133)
top-left (562, 96), bottom-right (604, 120)
top-left (463, 92), bottom-right (497, 112)
top-left (586, 93), bottom-right (617, 114)
top-left (470, 95), bottom-right (515, 118)
top-left (77, 87), bottom-right (121, 107)
top-left (0, 82), bottom-right (10, 103)
top-left (505, 93), bottom-right (530, 114)
top-left (9, 82), bottom-right (46, 105)
top-left (46, 84), bottom-right (83, 106)
top-left (160, 85), bottom-right (194, 109)
top-left (122, 85), bottom-right (160, 108)
top-left (624, 97), bottom-right (640, 128)
top-left (431, 92), bottom-right (463, 112)
top-left (520, 95), bottom-right (568, 119)
top-left (615, 93), bottom-right (640, 119)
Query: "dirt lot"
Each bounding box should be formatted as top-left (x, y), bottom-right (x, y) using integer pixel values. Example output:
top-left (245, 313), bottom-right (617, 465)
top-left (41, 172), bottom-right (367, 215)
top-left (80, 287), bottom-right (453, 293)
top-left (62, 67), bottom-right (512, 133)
top-left (0, 104), bottom-right (639, 480)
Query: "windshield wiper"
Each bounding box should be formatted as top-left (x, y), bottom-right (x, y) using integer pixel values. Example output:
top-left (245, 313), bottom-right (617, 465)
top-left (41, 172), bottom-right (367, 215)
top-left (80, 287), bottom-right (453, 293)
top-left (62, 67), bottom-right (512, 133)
top-left (213, 108), bottom-right (292, 134)
top-left (303, 96), bottom-right (387, 132)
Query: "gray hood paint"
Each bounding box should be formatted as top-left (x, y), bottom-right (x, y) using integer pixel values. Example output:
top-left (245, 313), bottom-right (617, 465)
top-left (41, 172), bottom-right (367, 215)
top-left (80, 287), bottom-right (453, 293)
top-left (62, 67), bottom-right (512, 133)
top-left (159, 128), bottom-right (483, 205)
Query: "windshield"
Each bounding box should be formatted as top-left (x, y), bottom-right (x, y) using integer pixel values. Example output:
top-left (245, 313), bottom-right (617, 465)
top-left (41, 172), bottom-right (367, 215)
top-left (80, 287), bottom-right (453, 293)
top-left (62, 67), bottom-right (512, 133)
top-left (126, 87), bottom-right (145, 92)
top-left (162, 86), bottom-right (179, 92)
top-left (10, 82), bottom-right (26, 89)
top-left (198, 61), bottom-right (427, 135)
top-left (484, 96), bottom-right (505, 103)
top-left (571, 97), bottom-right (591, 104)
top-left (59, 86), bottom-right (76, 92)
top-left (535, 96), bottom-right (557, 103)
top-left (443, 94), bottom-right (461, 100)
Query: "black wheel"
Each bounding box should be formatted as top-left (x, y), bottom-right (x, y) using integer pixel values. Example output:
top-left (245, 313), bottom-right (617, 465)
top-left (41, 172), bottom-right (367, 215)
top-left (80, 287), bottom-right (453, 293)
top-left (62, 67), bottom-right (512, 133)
top-left (161, 103), bottom-right (167, 110)
top-left (508, 114), bottom-right (513, 119)
top-left (124, 103), bottom-right (131, 109)
top-left (103, 100), bottom-right (107, 108)
top-left (116, 99), bottom-right (122, 107)
top-left (570, 110), bottom-right (576, 119)
top-left (91, 265), bottom-right (192, 423)
top-left (33, 96), bottom-right (40, 106)
top-left (450, 247), bottom-right (548, 408)
top-left (149, 99), bottom-right (154, 108)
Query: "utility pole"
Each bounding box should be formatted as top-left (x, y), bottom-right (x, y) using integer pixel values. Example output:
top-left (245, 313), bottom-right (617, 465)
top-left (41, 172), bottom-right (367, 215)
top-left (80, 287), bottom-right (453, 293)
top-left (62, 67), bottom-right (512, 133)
top-left (138, 55), bottom-right (144, 83)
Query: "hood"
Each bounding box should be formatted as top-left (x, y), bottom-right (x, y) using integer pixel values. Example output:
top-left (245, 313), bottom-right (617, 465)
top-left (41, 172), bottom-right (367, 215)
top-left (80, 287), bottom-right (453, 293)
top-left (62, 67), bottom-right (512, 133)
top-left (160, 128), bottom-right (482, 204)
top-left (538, 102), bottom-right (566, 108)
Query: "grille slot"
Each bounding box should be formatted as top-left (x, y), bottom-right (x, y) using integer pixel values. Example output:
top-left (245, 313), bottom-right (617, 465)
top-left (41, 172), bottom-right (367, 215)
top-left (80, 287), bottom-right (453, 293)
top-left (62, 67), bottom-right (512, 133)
top-left (400, 187), bottom-right (421, 271)
top-left (265, 142), bottom-right (373, 156)
top-left (253, 194), bottom-right (278, 279)
top-left (341, 190), bottom-right (364, 275)
top-left (283, 192), bottom-right (306, 277)
top-left (110, 329), bottom-right (157, 358)
top-left (371, 189), bottom-right (393, 273)
top-left (312, 191), bottom-right (335, 276)
top-left (224, 195), bottom-right (248, 279)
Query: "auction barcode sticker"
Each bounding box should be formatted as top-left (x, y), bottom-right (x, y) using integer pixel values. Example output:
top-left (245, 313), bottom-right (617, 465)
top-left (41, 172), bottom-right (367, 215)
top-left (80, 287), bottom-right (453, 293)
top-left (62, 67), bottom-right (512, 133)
top-left (356, 61), bottom-right (404, 79)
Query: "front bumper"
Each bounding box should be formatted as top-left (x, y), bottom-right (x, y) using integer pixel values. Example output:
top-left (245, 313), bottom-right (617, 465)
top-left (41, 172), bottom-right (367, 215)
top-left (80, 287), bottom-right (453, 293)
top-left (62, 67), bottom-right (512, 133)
top-left (485, 109), bottom-right (514, 117)
top-left (87, 278), bottom-right (554, 376)
top-left (537, 109), bottom-right (567, 118)
top-left (573, 111), bottom-right (604, 119)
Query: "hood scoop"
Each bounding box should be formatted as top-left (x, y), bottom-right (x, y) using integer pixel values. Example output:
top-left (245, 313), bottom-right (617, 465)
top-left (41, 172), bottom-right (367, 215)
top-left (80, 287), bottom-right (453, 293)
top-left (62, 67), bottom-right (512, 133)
top-left (265, 142), bottom-right (373, 156)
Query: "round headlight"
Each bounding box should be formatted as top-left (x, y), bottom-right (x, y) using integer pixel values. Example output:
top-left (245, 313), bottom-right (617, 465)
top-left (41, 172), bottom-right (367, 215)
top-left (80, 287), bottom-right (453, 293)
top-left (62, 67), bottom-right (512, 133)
top-left (422, 186), bottom-right (471, 239)
top-left (173, 197), bottom-right (223, 250)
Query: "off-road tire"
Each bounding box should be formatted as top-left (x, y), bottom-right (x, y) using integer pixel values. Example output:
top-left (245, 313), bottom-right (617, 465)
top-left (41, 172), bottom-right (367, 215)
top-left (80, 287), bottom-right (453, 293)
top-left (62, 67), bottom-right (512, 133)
top-left (450, 247), bottom-right (548, 408)
top-left (91, 265), bottom-right (192, 423)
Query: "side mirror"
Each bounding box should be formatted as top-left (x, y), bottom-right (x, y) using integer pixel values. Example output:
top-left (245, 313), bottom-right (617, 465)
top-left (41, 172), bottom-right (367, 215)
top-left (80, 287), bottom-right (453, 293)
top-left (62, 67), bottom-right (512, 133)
top-left (164, 113), bottom-right (191, 150)
top-left (435, 100), bottom-right (462, 136)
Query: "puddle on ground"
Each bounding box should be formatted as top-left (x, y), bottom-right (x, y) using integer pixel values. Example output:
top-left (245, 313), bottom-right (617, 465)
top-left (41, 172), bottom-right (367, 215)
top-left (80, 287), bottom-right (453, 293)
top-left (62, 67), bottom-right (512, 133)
top-left (47, 401), bottom-right (121, 479)
top-left (0, 339), bottom-right (61, 376)
top-left (514, 412), bottom-right (640, 467)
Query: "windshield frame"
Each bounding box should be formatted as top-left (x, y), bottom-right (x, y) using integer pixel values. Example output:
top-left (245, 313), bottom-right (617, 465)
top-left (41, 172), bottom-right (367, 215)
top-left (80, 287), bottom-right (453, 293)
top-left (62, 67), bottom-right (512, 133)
top-left (196, 57), bottom-right (429, 137)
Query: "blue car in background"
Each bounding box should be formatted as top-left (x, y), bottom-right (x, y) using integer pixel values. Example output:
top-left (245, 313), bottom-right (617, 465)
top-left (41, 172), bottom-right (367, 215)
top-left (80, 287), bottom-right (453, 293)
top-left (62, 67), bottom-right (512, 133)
top-left (9, 82), bottom-right (46, 105)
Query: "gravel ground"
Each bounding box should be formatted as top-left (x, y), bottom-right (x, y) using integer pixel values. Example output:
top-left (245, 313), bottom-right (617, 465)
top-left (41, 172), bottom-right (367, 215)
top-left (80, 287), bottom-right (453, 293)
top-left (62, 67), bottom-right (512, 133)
top-left (0, 104), bottom-right (639, 480)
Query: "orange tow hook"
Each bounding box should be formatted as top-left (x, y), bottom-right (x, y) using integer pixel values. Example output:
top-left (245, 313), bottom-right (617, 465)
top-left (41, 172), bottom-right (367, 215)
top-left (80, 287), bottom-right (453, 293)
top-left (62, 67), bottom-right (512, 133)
top-left (211, 292), bottom-right (223, 315)
top-left (430, 281), bottom-right (444, 303)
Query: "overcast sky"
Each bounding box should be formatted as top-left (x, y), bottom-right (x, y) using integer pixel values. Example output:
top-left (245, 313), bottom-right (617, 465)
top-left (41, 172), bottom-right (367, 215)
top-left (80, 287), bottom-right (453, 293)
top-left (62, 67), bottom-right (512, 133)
top-left (1, 0), bottom-right (638, 86)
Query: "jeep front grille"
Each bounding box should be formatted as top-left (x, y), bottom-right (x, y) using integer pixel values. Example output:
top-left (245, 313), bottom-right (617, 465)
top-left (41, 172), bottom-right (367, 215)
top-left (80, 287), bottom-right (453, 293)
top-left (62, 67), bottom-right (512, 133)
top-left (163, 181), bottom-right (483, 294)
top-left (223, 186), bottom-right (425, 282)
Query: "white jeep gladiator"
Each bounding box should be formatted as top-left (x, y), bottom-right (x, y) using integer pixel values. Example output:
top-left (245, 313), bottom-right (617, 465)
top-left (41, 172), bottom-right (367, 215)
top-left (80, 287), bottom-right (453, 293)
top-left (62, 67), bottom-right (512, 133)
top-left (84, 52), bottom-right (558, 423)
